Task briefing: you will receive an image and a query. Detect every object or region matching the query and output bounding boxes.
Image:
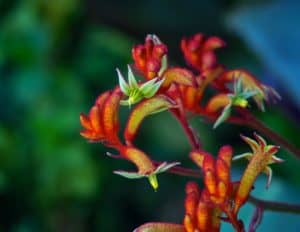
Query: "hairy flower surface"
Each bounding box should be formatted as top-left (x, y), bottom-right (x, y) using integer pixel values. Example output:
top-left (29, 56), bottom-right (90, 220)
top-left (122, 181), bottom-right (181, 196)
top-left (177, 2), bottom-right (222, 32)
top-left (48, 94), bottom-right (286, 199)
top-left (233, 133), bottom-right (282, 214)
top-left (80, 89), bottom-right (122, 147)
top-left (132, 34), bottom-right (168, 80)
top-left (181, 33), bottom-right (225, 73)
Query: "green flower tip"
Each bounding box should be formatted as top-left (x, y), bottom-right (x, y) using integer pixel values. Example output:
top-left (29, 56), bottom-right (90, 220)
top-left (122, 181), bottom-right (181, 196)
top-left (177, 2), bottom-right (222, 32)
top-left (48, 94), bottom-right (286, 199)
top-left (213, 79), bottom-right (259, 129)
top-left (116, 65), bottom-right (164, 107)
top-left (148, 174), bottom-right (158, 191)
top-left (113, 161), bottom-right (180, 191)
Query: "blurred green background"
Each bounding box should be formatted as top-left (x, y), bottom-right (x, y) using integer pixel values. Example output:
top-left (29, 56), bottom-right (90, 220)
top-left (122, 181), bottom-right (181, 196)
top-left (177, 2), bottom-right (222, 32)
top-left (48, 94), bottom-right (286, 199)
top-left (1, 0), bottom-right (300, 231)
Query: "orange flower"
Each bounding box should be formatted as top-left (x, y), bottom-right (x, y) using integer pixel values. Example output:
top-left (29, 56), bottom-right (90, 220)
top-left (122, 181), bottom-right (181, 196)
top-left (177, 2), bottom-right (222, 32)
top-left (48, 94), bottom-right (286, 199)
top-left (132, 34), bottom-right (168, 80)
top-left (181, 33), bottom-right (225, 73)
top-left (80, 88), bottom-right (122, 148)
top-left (124, 95), bottom-right (176, 145)
top-left (190, 146), bottom-right (233, 205)
top-left (183, 181), bottom-right (224, 232)
top-left (233, 133), bottom-right (282, 215)
top-left (189, 146), bottom-right (246, 231)
top-left (80, 91), bottom-right (111, 142)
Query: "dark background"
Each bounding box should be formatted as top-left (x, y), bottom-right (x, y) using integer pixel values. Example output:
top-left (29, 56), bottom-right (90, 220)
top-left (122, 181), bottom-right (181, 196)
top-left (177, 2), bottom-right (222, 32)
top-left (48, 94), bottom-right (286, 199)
top-left (0, 0), bottom-right (300, 231)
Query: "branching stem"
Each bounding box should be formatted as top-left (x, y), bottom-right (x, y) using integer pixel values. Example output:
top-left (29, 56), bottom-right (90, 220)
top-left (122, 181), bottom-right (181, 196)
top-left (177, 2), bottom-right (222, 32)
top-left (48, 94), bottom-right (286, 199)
top-left (248, 195), bottom-right (300, 214)
top-left (238, 109), bottom-right (300, 160)
top-left (171, 110), bottom-right (201, 150)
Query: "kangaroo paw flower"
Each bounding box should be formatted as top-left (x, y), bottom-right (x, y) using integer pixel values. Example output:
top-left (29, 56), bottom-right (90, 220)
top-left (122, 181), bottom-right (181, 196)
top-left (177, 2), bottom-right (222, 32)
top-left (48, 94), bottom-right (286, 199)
top-left (233, 133), bottom-right (282, 214)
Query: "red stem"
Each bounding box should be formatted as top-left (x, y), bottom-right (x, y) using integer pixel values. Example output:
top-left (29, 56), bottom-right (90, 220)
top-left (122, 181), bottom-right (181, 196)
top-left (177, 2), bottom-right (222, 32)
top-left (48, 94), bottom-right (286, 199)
top-left (171, 110), bottom-right (201, 150)
top-left (153, 161), bottom-right (202, 178)
top-left (108, 152), bottom-right (300, 214)
top-left (248, 205), bottom-right (263, 232)
top-left (223, 207), bottom-right (245, 232)
top-left (193, 108), bottom-right (300, 160)
top-left (106, 152), bottom-right (202, 178)
top-left (239, 109), bottom-right (300, 159)
top-left (248, 195), bottom-right (300, 214)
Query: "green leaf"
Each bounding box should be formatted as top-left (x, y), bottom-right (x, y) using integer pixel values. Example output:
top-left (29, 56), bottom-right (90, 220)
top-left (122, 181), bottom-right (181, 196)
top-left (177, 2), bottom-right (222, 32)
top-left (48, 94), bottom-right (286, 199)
top-left (232, 152), bottom-right (253, 161)
top-left (213, 103), bottom-right (232, 129)
top-left (158, 55), bottom-right (168, 76)
top-left (127, 65), bottom-right (138, 88)
top-left (154, 162), bottom-right (180, 174)
top-left (113, 170), bottom-right (145, 179)
top-left (144, 79), bottom-right (164, 98)
top-left (139, 78), bottom-right (159, 96)
top-left (116, 68), bottom-right (130, 95)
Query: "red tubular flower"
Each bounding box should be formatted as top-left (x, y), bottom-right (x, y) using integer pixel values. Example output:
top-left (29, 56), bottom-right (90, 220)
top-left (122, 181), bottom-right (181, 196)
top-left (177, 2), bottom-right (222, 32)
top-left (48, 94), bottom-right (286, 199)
top-left (124, 95), bottom-right (176, 145)
top-left (80, 88), bottom-right (123, 148)
top-left (190, 146), bottom-right (233, 205)
top-left (132, 34), bottom-right (168, 80)
top-left (183, 181), bottom-right (222, 232)
top-left (119, 146), bottom-right (156, 175)
top-left (165, 65), bottom-right (225, 113)
top-left (80, 91), bottom-right (111, 142)
top-left (181, 33), bottom-right (225, 73)
top-left (189, 146), bottom-right (246, 231)
top-left (183, 182), bottom-right (200, 232)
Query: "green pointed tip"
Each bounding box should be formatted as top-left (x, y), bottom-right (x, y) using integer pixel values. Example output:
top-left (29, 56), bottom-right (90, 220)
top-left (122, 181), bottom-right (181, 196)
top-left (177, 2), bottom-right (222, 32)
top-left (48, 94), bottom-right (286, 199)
top-left (114, 170), bottom-right (144, 179)
top-left (213, 104), bottom-right (231, 129)
top-left (127, 65), bottom-right (138, 88)
top-left (116, 68), bottom-right (130, 95)
top-left (234, 78), bottom-right (243, 94)
top-left (141, 78), bottom-right (164, 98)
top-left (155, 162), bottom-right (180, 174)
top-left (147, 34), bottom-right (162, 44)
top-left (158, 55), bottom-right (168, 76)
top-left (148, 174), bottom-right (159, 191)
top-left (140, 78), bottom-right (158, 96)
top-left (232, 153), bottom-right (252, 161)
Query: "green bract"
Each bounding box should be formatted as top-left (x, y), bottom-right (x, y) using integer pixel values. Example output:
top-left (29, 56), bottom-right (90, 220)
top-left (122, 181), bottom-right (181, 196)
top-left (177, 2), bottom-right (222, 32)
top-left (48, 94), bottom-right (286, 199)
top-left (213, 79), bottom-right (258, 129)
top-left (116, 65), bottom-right (164, 107)
top-left (113, 162), bottom-right (180, 191)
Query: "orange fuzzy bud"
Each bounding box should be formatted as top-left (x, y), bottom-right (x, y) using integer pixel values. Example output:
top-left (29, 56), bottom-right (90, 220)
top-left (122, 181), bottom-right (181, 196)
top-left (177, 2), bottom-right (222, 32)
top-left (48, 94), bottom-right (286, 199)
top-left (181, 33), bottom-right (225, 73)
top-left (132, 35), bottom-right (168, 80)
top-left (161, 67), bottom-right (195, 89)
top-left (206, 94), bottom-right (231, 114)
top-left (80, 91), bottom-right (111, 142)
top-left (102, 88), bottom-right (122, 145)
top-left (184, 182), bottom-right (201, 226)
top-left (121, 146), bottom-right (156, 175)
top-left (124, 95), bottom-right (176, 145)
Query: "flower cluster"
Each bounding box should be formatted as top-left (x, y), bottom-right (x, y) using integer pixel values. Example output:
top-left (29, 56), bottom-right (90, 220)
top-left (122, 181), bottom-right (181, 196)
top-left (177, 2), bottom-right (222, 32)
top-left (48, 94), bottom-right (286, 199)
top-left (80, 33), bottom-right (283, 231)
top-left (135, 135), bottom-right (281, 232)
